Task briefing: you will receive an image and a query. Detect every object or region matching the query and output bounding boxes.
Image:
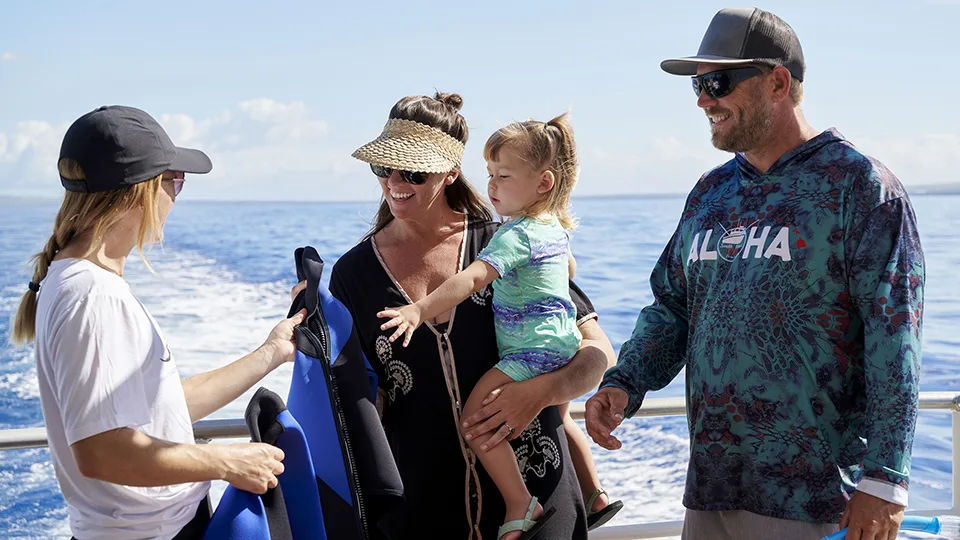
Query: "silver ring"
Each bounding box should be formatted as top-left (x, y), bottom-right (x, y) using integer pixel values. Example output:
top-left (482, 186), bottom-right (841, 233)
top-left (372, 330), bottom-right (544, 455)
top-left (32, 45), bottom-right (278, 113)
top-left (504, 423), bottom-right (515, 434)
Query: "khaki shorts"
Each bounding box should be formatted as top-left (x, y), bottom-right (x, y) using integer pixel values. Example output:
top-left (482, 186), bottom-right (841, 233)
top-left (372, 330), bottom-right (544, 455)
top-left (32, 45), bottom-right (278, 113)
top-left (681, 508), bottom-right (840, 540)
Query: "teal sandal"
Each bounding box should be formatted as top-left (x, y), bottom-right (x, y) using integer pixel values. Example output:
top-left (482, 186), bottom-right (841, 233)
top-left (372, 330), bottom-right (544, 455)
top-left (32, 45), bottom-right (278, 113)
top-left (586, 488), bottom-right (624, 531)
top-left (497, 496), bottom-right (557, 539)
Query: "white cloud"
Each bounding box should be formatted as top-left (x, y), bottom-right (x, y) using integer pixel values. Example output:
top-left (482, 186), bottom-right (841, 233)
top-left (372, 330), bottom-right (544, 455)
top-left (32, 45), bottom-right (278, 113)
top-left (576, 134), bottom-right (727, 196)
top-left (236, 99), bottom-right (328, 141)
top-left (854, 133), bottom-right (960, 185)
top-left (0, 100), bottom-right (364, 201)
top-left (577, 129), bottom-right (960, 197)
top-left (651, 135), bottom-right (719, 164)
top-left (238, 99), bottom-right (304, 123)
top-left (0, 120), bottom-right (69, 195)
top-left (2, 102), bottom-right (957, 202)
top-left (0, 52), bottom-right (20, 62)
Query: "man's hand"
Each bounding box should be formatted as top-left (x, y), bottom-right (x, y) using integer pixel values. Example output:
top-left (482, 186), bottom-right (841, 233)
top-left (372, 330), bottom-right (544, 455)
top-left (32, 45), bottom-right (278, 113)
top-left (461, 379), bottom-right (547, 450)
top-left (377, 305), bottom-right (424, 347)
top-left (585, 387), bottom-right (629, 450)
top-left (838, 490), bottom-right (905, 540)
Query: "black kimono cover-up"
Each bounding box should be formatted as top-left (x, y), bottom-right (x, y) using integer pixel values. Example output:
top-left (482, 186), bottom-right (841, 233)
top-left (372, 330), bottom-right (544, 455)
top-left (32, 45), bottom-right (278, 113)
top-left (329, 216), bottom-right (595, 540)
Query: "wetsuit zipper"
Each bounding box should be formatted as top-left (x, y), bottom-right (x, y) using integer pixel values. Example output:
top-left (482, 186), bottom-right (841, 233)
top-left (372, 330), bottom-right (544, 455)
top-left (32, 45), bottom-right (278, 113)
top-left (303, 315), bottom-right (370, 539)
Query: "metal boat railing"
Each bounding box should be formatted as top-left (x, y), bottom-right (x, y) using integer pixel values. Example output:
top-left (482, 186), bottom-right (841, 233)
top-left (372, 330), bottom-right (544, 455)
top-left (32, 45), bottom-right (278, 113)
top-left (1, 392), bottom-right (957, 539)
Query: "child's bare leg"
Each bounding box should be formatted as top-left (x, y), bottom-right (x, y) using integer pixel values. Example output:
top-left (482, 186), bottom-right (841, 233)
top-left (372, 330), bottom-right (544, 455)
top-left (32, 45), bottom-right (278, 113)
top-left (462, 368), bottom-right (542, 539)
top-left (559, 401), bottom-right (609, 513)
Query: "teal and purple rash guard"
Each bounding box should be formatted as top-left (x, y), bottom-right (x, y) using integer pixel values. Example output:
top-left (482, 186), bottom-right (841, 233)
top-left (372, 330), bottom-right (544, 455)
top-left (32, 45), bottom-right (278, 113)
top-left (602, 129), bottom-right (924, 523)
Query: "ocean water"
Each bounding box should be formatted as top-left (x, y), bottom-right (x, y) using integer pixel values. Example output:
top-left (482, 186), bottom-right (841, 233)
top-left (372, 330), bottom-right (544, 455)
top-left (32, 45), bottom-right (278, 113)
top-left (0, 194), bottom-right (955, 539)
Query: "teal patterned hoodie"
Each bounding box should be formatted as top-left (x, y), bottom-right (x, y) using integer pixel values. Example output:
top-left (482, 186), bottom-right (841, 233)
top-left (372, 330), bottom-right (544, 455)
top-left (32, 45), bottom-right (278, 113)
top-left (602, 129), bottom-right (924, 523)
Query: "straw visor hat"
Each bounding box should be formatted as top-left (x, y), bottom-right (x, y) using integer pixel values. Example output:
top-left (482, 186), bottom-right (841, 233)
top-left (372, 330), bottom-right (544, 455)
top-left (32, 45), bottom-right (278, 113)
top-left (352, 118), bottom-right (465, 174)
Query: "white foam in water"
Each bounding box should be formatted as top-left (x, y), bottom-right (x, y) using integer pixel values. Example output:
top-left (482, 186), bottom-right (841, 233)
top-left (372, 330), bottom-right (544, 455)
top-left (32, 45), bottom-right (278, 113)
top-left (2, 220), bottom-right (954, 537)
top-left (125, 249), bottom-right (296, 413)
top-left (0, 449), bottom-right (71, 538)
top-left (0, 287), bottom-right (42, 402)
top-left (123, 249), bottom-right (298, 508)
top-left (66, 247), bottom-right (695, 526)
top-left (0, 248), bottom-right (298, 532)
top-left (579, 419), bottom-right (689, 526)
top-left (0, 347), bottom-right (39, 401)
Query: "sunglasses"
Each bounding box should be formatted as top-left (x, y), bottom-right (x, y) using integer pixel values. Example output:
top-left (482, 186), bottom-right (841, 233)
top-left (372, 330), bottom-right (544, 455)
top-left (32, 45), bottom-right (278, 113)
top-left (692, 66), bottom-right (764, 99)
top-left (162, 172), bottom-right (185, 196)
top-left (370, 164), bottom-right (429, 185)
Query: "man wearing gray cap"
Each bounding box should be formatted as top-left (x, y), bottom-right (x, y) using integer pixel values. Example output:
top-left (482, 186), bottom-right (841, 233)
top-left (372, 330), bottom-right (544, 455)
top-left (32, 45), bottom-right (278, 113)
top-left (585, 8), bottom-right (923, 540)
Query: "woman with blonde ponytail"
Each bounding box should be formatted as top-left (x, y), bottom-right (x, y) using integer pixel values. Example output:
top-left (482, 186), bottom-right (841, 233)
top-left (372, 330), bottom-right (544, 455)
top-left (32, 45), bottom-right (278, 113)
top-left (11, 158), bottom-right (164, 346)
top-left (13, 106), bottom-right (306, 540)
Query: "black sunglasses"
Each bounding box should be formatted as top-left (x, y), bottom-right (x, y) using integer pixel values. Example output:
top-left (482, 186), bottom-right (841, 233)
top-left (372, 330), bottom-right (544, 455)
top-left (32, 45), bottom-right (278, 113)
top-left (692, 67), bottom-right (764, 99)
top-left (370, 164), bottom-right (429, 185)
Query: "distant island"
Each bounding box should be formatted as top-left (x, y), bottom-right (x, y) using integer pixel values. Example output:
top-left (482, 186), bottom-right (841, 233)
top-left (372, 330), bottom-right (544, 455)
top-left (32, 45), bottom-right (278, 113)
top-left (910, 184), bottom-right (960, 196)
top-left (3, 183), bottom-right (959, 204)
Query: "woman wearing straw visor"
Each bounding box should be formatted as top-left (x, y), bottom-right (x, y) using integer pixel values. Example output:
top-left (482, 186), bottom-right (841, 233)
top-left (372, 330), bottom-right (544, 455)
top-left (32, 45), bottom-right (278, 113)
top-left (12, 105), bottom-right (306, 540)
top-left (302, 92), bottom-right (616, 539)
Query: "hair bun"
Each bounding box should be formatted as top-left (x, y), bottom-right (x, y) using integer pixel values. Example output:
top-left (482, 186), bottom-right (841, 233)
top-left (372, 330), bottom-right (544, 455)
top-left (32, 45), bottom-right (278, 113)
top-left (434, 92), bottom-right (464, 111)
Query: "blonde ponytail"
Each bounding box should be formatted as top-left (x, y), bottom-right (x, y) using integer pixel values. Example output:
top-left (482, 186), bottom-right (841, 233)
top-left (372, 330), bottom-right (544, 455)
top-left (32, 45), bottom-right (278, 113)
top-left (11, 159), bottom-right (162, 345)
top-left (483, 111), bottom-right (580, 230)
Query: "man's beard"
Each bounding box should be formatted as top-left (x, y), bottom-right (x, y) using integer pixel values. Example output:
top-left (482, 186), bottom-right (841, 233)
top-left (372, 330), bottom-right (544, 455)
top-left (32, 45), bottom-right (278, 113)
top-left (708, 90), bottom-right (774, 153)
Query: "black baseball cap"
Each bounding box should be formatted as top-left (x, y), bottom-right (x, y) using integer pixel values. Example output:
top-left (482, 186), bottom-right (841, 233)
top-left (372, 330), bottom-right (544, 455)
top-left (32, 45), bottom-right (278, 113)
top-left (661, 8), bottom-right (805, 82)
top-left (59, 105), bottom-right (213, 193)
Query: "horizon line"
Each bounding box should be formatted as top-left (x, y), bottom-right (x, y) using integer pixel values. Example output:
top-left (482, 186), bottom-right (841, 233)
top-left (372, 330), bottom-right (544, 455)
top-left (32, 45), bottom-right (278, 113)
top-left (0, 191), bottom-right (692, 205)
top-left (2, 186), bottom-right (959, 205)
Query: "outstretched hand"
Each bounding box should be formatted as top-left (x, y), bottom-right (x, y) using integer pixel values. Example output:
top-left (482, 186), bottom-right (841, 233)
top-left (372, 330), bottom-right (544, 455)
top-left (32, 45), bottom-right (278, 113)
top-left (585, 387), bottom-right (629, 451)
top-left (377, 304), bottom-right (423, 347)
top-left (262, 308), bottom-right (307, 365)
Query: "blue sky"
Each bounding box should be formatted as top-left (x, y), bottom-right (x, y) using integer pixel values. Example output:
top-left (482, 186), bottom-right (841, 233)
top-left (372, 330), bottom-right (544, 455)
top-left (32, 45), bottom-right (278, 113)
top-left (1, 0), bottom-right (957, 201)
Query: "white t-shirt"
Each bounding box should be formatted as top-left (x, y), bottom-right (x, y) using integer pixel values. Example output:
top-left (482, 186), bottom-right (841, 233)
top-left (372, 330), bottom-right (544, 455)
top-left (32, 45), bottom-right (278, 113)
top-left (35, 258), bottom-right (209, 540)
